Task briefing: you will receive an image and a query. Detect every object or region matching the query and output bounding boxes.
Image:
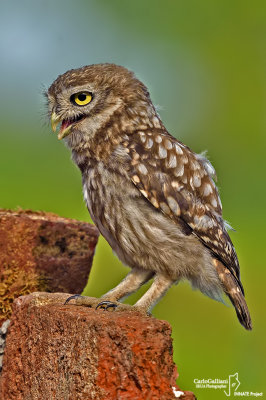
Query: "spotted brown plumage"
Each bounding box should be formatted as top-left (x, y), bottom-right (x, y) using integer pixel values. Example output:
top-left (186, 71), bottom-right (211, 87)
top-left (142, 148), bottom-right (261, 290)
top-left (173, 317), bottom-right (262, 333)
top-left (47, 63), bottom-right (252, 330)
top-left (124, 131), bottom-right (243, 290)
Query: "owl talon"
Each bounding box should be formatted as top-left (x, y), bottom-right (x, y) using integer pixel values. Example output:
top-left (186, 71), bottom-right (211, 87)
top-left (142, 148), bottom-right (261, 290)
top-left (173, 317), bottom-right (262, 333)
top-left (64, 295), bottom-right (99, 308)
top-left (96, 300), bottom-right (118, 311)
top-left (64, 294), bottom-right (82, 305)
top-left (96, 301), bottom-right (144, 313)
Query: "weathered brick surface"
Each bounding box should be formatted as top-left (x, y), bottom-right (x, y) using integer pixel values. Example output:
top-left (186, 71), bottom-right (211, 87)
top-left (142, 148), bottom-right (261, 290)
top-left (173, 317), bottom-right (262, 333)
top-left (0, 293), bottom-right (195, 400)
top-left (0, 209), bottom-right (99, 324)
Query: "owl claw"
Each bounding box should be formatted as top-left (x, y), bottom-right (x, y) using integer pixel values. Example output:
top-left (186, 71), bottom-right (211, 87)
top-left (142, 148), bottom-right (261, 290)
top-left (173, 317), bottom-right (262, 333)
top-left (97, 301), bottom-right (144, 313)
top-left (64, 294), bottom-right (82, 305)
top-left (64, 295), bottom-right (99, 308)
top-left (96, 300), bottom-right (118, 311)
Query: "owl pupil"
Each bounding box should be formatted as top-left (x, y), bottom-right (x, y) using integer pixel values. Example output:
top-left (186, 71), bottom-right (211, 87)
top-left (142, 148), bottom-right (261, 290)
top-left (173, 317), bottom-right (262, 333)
top-left (78, 94), bottom-right (86, 101)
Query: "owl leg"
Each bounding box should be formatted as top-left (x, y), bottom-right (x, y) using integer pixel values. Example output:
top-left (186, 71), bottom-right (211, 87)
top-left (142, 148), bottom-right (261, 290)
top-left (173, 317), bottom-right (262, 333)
top-left (64, 268), bottom-right (153, 310)
top-left (133, 273), bottom-right (175, 312)
top-left (100, 267), bottom-right (154, 302)
top-left (98, 273), bottom-right (175, 313)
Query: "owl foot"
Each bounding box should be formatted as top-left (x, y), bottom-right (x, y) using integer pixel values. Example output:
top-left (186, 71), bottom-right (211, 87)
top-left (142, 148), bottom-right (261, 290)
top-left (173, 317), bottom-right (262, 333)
top-left (97, 300), bottom-right (149, 315)
top-left (64, 294), bottom-right (100, 308)
top-left (64, 294), bottom-right (81, 305)
top-left (95, 300), bottom-right (137, 312)
top-left (64, 295), bottom-right (148, 314)
top-left (64, 295), bottom-right (130, 311)
top-left (95, 300), bottom-right (118, 311)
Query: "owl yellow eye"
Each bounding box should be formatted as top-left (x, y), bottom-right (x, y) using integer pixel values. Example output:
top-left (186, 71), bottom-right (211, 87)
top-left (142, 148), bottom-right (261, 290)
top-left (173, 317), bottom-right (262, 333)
top-left (71, 92), bottom-right (92, 106)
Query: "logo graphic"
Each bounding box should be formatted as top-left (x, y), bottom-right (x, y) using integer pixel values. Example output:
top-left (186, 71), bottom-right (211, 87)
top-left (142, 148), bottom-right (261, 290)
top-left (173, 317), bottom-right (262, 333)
top-left (193, 372), bottom-right (263, 397)
top-left (224, 373), bottom-right (240, 396)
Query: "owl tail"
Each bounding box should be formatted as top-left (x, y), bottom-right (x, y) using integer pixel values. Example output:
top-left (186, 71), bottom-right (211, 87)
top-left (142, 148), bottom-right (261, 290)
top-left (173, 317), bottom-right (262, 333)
top-left (213, 259), bottom-right (252, 330)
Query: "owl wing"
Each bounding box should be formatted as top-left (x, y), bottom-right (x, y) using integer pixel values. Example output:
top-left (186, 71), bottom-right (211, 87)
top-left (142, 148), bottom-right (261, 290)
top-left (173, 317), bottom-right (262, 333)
top-left (122, 130), bottom-right (242, 291)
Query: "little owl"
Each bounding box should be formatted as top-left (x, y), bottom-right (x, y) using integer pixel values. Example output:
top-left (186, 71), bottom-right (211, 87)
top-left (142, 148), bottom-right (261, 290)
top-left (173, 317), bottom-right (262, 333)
top-left (47, 63), bottom-right (252, 330)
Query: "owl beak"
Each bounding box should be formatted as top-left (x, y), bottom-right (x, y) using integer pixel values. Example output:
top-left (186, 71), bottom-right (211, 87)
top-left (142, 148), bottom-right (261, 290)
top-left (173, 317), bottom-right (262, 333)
top-left (51, 112), bottom-right (72, 140)
top-left (51, 112), bottom-right (61, 133)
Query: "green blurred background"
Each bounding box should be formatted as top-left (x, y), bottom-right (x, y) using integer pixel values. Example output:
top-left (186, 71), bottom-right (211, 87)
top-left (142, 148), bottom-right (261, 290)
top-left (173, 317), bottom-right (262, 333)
top-left (1, 0), bottom-right (265, 398)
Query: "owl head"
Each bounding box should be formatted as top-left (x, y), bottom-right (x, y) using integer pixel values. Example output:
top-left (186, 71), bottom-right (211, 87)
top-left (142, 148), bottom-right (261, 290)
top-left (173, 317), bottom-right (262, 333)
top-left (47, 63), bottom-right (150, 144)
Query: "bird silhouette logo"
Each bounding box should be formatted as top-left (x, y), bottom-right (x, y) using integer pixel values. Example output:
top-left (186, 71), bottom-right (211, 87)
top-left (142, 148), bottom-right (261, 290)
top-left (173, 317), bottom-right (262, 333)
top-left (224, 373), bottom-right (240, 396)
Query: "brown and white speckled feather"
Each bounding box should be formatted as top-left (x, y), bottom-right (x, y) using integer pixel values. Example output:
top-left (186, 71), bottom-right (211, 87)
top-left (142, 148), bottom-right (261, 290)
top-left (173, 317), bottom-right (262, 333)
top-left (122, 130), bottom-right (243, 290)
top-left (213, 259), bottom-right (252, 329)
top-left (47, 63), bottom-right (252, 330)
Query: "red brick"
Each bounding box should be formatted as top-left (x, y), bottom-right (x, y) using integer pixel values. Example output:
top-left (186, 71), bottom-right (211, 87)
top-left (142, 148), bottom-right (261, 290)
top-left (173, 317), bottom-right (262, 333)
top-left (0, 209), bottom-right (99, 324)
top-left (0, 293), bottom-right (195, 400)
